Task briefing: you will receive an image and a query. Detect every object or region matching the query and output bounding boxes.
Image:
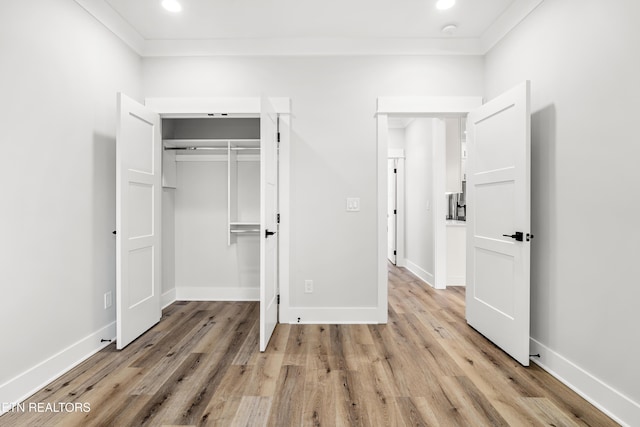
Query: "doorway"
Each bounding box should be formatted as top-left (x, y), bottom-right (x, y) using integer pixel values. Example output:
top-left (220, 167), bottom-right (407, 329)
top-left (376, 84), bottom-right (532, 366)
top-left (375, 97), bottom-right (482, 323)
top-left (381, 114), bottom-right (473, 290)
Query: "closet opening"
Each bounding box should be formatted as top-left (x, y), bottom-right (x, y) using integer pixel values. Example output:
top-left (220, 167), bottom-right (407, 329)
top-left (116, 95), bottom-right (289, 352)
top-left (162, 117), bottom-right (263, 303)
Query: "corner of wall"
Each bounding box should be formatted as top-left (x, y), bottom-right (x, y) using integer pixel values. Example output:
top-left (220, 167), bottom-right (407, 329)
top-left (0, 323), bottom-right (116, 415)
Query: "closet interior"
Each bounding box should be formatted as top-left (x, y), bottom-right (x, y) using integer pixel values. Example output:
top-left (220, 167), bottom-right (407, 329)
top-left (162, 116), bottom-right (262, 300)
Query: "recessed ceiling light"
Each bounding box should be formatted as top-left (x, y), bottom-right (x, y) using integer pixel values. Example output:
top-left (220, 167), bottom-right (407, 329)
top-left (161, 0), bottom-right (182, 13)
top-left (436, 0), bottom-right (456, 10)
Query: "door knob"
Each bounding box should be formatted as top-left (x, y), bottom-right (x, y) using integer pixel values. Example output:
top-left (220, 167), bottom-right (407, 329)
top-left (502, 231), bottom-right (524, 242)
top-left (265, 229), bottom-right (276, 238)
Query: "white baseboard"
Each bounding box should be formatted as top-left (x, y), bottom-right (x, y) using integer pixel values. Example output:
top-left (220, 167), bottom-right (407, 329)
top-left (0, 322), bottom-right (116, 415)
top-left (161, 288), bottom-right (177, 309)
top-left (282, 306), bottom-right (381, 324)
top-left (176, 286), bottom-right (259, 301)
top-left (404, 259), bottom-right (434, 287)
top-left (530, 338), bottom-right (640, 427)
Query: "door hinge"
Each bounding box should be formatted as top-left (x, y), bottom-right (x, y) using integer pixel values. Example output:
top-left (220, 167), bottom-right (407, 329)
top-left (394, 209), bottom-right (397, 215)
top-left (277, 132), bottom-right (280, 143)
top-left (277, 213), bottom-right (280, 223)
top-left (394, 168), bottom-right (397, 173)
top-left (277, 294), bottom-right (280, 304)
top-left (393, 250), bottom-right (397, 255)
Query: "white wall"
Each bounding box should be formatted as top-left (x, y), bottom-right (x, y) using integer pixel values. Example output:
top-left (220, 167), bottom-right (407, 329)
top-left (143, 56), bottom-right (483, 316)
top-left (404, 119), bottom-right (435, 285)
top-left (162, 188), bottom-right (176, 305)
top-left (485, 0), bottom-right (640, 423)
top-left (0, 0), bottom-right (141, 407)
top-left (388, 128), bottom-right (406, 150)
top-left (445, 118), bottom-right (462, 194)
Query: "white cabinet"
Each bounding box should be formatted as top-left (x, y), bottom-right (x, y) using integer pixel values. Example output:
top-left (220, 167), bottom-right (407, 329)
top-left (446, 222), bottom-right (466, 286)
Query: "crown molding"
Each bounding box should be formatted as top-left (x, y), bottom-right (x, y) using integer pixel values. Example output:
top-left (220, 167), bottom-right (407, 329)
top-left (74, 0), bottom-right (543, 57)
top-left (143, 37), bottom-right (484, 57)
top-left (74, 0), bottom-right (145, 54)
top-left (481, 0), bottom-right (544, 52)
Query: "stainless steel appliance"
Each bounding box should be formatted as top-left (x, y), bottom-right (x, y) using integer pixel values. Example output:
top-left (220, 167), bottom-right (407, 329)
top-left (446, 181), bottom-right (466, 221)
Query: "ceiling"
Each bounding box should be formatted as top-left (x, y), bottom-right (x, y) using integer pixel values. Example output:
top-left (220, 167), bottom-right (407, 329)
top-left (388, 117), bottom-right (416, 129)
top-left (75, 0), bottom-right (543, 56)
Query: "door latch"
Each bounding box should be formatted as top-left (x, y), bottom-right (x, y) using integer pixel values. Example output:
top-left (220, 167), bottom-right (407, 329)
top-left (502, 231), bottom-right (524, 241)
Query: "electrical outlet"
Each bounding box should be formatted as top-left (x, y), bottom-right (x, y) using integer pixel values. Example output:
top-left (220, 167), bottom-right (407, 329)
top-left (104, 291), bottom-right (112, 309)
top-left (304, 280), bottom-right (313, 293)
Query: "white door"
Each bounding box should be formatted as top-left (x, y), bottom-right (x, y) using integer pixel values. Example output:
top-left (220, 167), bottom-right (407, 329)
top-left (466, 81), bottom-right (531, 366)
top-left (387, 159), bottom-right (397, 264)
top-left (116, 93), bottom-right (162, 350)
top-left (260, 98), bottom-right (279, 351)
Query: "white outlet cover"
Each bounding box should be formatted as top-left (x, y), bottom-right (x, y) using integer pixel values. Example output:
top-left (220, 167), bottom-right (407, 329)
top-left (346, 197), bottom-right (360, 212)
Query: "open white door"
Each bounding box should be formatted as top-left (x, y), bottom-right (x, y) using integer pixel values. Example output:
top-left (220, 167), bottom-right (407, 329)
top-left (387, 159), bottom-right (397, 264)
top-left (116, 93), bottom-right (162, 350)
top-left (260, 98), bottom-right (279, 351)
top-left (466, 81), bottom-right (531, 366)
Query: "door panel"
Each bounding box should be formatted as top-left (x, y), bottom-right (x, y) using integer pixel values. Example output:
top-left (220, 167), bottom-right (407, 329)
top-left (260, 97), bottom-right (279, 352)
top-left (116, 93), bottom-right (162, 350)
top-left (466, 81), bottom-right (531, 366)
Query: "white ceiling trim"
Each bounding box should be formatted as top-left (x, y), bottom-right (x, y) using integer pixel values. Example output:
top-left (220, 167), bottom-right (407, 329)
top-left (144, 37), bottom-right (484, 57)
top-left (481, 0), bottom-right (544, 52)
top-left (74, 0), bottom-right (145, 54)
top-left (74, 0), bottom-right (543, 57)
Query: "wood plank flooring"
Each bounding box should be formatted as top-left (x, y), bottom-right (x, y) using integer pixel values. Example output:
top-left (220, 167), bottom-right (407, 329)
top-left (1, 264), bottom-right (619, 426)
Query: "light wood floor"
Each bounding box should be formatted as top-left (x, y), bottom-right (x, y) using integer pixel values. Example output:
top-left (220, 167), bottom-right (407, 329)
top-left (1, 264), bottom-right (618, 426)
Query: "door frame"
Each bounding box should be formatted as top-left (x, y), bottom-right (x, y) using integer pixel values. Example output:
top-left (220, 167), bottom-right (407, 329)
top-left (144, 96), bottom-right (292, 322)
top-left (376, 97), bottom-right (482, 321)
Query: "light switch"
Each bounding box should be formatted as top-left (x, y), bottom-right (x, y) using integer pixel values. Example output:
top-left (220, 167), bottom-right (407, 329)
top-left (346, 197), bottom-right (360, 212)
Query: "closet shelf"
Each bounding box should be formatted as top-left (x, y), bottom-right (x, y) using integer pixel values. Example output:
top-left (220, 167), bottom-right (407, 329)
top-left (230, 229), bottom-right (260, 234)
top-left (164, 138), bottom-right (260, 143)
top-left (163, 138), bottom-right (260, 150)
top-left (165, 146), bottom-right (261, 151)
top-left (230, 222), bottom-right (260, 226)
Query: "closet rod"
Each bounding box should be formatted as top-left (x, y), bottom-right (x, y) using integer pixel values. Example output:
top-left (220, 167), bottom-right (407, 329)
top-left (230, 229), bottom-right (260, 233)
top-left (164, 146), bottom-right (260, 151)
